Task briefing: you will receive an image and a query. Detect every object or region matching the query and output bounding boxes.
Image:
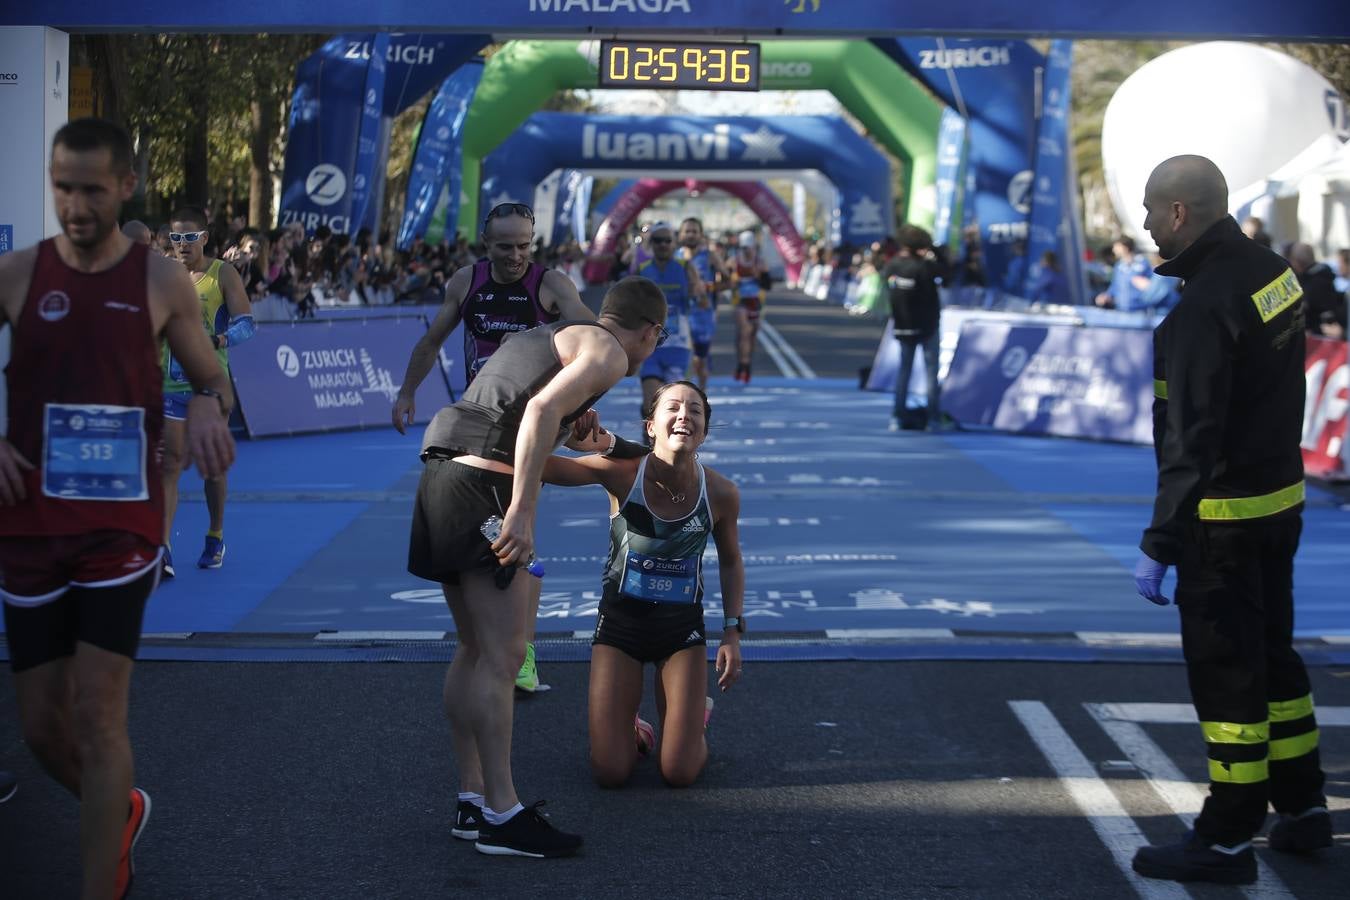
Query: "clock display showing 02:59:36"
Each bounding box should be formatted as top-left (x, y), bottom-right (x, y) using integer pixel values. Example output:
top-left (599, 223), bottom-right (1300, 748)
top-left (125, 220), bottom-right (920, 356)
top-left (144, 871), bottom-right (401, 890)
top-left (598, 40), bottom-right (761, 92)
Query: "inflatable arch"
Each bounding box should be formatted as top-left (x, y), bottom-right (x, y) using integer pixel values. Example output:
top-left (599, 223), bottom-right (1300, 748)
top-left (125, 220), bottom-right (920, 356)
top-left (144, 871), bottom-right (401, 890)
top-left (581, 178), bottom-right (808, 284)
top-left (480, 112), bottom-right (891, 247)
top-left (457, 39), bottom-right (942, 235)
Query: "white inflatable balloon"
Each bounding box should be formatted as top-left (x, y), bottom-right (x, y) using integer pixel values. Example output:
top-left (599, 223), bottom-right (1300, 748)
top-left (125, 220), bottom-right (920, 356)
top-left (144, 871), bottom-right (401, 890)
top-left (1102, 42), bottom-right (1343, 246)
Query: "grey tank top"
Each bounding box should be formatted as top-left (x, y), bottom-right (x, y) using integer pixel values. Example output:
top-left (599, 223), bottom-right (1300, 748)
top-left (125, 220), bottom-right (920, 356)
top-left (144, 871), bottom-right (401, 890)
top-left (421, 320), bottom-right (610, 464)
top-left (602, 456), bottom-right (714, 607)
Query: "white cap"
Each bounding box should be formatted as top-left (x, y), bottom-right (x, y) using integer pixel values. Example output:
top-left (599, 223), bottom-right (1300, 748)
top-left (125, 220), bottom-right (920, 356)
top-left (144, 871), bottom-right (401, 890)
top-left (644, 220), bottom-right (674, 236)
top-left (738, 229), bottom-right (757, 246)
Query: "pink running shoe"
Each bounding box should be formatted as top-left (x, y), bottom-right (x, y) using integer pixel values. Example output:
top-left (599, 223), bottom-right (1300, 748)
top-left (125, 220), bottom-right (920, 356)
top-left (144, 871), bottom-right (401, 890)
top-left (635, 716), bottom-right (655, 758)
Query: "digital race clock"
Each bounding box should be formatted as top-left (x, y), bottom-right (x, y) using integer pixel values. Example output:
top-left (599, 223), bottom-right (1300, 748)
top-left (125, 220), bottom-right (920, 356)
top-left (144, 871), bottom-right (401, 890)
top-left (598, 40), bottom-right (760, 92)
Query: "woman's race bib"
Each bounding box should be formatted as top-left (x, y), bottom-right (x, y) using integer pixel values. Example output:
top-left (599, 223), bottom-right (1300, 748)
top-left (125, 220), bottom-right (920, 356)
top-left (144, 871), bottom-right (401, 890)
top-left (621, 551), bottom-right (698, 603)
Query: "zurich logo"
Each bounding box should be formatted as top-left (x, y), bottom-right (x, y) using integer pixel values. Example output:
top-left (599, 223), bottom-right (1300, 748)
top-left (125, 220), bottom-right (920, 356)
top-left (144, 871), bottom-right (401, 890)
top-left (1007, 170), bottom-right (1034, 215)
top-left (1000, 346), bottom-right (1029, 379)
top-left (305, 164), bottom-right (347, 208)
top-left (68, 414), bottom-right (85, 431)
top-left (276, 345), bottom-right (301, 378)
top-left (436, 126), bottom-right (451, 141)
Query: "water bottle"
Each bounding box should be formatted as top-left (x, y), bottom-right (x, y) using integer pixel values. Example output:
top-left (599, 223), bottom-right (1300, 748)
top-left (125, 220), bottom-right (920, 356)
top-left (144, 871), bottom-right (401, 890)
top-left (480, 515), bottom-right (546, 578)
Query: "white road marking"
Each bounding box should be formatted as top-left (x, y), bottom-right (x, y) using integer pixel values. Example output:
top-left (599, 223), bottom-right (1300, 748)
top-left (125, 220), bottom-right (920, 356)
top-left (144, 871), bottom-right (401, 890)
top-left (1095, 702), bottom-right (1350, 727)
top-left (1077, 632), bottom-right (1183, 647)
top-left (825, 628), bottom-right (956, 639)
top-left (1009, 700), bottom-right (1189, 899)
top-left (314, 630), bottom-right (447, 641)
top-left (1086, 704), bottom-right (1296, 899)
top-left (760, 319), bottom-right (817, 379)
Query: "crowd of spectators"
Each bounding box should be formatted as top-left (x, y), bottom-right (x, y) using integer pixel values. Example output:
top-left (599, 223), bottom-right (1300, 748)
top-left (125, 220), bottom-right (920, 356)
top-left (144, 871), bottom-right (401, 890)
top-left (139, 208), bottom-right (1347, 341)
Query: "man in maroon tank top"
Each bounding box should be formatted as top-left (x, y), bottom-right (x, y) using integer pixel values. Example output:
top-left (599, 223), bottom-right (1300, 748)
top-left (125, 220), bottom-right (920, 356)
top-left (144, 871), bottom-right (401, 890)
top-left (393, 203), bottom-right (594, 693)
top-left (0, 118), bottom-right (235, 900)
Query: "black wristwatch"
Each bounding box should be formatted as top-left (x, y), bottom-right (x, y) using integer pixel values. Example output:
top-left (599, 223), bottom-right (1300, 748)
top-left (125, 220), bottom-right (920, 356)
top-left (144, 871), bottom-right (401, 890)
top-left (722, 616), bottom-right (745, 634)
top-left (194, 388), bottom-right (227, 416)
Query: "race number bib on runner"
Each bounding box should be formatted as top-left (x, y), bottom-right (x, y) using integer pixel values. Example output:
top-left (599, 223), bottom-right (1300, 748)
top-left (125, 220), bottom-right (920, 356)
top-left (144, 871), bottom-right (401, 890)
top-left (621, 551), bottom-right (698, 604)
top-left (42, 403), bottom-right (149, 501)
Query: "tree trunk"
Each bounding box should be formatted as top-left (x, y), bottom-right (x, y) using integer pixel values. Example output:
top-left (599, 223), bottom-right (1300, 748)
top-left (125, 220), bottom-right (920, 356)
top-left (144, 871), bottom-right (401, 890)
top-left (249, 95), bottom-right (276, 228)
top-left (182, 72), bottom-right (210, 206)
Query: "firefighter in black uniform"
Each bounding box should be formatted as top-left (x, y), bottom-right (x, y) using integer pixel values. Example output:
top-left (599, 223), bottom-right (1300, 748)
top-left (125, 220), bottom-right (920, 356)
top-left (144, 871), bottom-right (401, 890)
top-left (1129, 156), bottom-right (1330, 886)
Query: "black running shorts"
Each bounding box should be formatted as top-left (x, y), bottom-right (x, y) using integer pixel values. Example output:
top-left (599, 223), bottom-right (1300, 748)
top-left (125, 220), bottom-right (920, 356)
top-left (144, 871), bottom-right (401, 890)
top-left (592, 597), bottom-right (706, 664)
top-left (2, 552), bottom-right (158, 673)
top-left (408, 457), bottom-right (513, 585)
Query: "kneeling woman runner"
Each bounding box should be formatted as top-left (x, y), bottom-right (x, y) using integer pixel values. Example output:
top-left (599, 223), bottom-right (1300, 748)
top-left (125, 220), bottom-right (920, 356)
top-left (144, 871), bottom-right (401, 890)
top-left (545, 381), bottom-right (744, 787)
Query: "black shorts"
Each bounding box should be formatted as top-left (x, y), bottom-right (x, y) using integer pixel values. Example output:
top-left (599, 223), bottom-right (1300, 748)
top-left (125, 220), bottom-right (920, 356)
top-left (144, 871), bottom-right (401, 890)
top-left (408, 457), bottom-right (513, 585)
top-left (3, 559), bottom-right (158, 673)
top-left (592, 596), bottom-right (706, 664)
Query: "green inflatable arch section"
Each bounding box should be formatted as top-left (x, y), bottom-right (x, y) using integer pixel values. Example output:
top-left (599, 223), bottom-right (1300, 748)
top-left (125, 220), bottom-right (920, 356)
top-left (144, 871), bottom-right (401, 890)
top-left (457, 39), bottom-right (942, 237)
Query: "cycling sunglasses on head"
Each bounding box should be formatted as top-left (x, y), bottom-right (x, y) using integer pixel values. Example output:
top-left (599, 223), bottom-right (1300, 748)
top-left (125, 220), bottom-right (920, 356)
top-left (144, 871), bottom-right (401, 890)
top-left (484, 203), bottom-right (535, 226)
top-left (168, 231), bottom-right (207, 244)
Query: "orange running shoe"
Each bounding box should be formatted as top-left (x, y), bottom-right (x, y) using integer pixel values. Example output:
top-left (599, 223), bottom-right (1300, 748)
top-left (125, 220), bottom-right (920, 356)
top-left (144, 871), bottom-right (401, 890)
top-left (115, 787), bottom-right (151, 899)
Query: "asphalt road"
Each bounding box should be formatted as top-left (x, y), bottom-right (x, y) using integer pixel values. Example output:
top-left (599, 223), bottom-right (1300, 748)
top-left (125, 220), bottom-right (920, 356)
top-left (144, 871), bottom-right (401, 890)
top-left (1, 659), bottom-right (1346, 898)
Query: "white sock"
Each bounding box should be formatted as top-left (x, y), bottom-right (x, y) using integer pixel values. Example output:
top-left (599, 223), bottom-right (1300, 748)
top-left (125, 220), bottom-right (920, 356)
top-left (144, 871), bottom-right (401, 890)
top-left (458, 792), bottom-right (485, 808)
top-left (484, 802), bottom-right (524, 825)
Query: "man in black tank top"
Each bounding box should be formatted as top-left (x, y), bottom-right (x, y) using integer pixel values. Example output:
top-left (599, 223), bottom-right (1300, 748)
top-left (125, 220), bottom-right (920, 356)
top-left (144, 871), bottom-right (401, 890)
top-left (402, 276), bottom-right (666, 859)
top-left (393, 203), bottom-right (595, 693)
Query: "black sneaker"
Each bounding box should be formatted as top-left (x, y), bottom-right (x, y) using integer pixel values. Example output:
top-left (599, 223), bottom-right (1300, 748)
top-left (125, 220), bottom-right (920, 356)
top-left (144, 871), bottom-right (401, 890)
top-left (452, 800), bottom-right (484, 841)
top-left (474, 801), bottom-right (582, 858)
top-left (1268, 807), bottom-right (1333, 854)
top-left (1132, 830), bottom-right (1256, 885)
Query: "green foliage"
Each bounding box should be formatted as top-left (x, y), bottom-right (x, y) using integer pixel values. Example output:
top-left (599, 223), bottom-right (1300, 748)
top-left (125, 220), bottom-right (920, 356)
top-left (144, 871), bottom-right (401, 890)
top-left (96, 34), bottom-right (322, 223)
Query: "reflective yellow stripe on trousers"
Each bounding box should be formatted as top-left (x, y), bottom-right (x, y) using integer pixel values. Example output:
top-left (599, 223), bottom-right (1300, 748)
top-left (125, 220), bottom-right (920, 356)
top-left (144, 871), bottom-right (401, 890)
top-left (1197, 481), bottom-right (1304, 522)
top-left (1201, 720), bottom-right (1268, 784)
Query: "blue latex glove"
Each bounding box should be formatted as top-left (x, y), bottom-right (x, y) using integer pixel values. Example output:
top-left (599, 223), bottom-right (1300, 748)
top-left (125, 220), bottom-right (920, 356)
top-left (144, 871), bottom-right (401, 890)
top-left (1133, 553), bottom-right (1170, 605)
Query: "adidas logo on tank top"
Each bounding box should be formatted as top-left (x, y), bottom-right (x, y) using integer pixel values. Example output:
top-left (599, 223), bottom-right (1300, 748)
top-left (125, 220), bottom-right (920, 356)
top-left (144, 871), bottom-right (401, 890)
top-left (681, 517), bottom-right (706, 533)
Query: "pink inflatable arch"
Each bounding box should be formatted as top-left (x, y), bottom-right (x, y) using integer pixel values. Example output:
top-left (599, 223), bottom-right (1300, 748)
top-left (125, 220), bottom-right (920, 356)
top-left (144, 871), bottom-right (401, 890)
top-left (583, 178), bottom-right (808, 285)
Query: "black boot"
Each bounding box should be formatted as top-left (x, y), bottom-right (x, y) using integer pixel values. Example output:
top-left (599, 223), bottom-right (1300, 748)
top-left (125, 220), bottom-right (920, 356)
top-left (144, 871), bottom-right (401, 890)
top-left (1268, 807), bottom-right (1333, 854)
top-left (1132, 830), bottom-right (1256, 885)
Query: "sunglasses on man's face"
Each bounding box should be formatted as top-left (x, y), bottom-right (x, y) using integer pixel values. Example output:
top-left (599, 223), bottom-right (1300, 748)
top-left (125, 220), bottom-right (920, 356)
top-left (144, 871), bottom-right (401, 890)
top-left (484, 203), bottom-right (535, 226)
top-left (168, 231), bottom-right (207, 244)
top-left (644, 318), bottom-right (670, 348)
top-left (648, 236), bottom-right (673, 245)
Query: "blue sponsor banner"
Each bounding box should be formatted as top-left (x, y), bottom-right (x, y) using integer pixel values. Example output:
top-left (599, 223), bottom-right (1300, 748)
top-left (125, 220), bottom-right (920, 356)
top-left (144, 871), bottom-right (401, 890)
top-left (592, 178), bottom-right (636, 219)
top-left (397, 60), bottom-right (483, 250)
top-left (278, 38), bottom-right (366, 236)
top-left (552, 168), bottom-right (586, 246)
top-left (932, 109), bottom-right (966, 247)
top-left (877, 39), bottom-right (1043, 291)
top-left (1023, 40), bottom-right (1084, 305)
top-left (280, 34), bottom-right (485, 237)
top-left (348, 33), bottom-right (389, 236)
top-left (483, 113), bottom-right (892, 246)
top-left (941, 321), bottom-right (1154, 443)
top-left (229, 318), bottom-right (453, 437)
top-left (15, 3), bottom-right (1348, 41)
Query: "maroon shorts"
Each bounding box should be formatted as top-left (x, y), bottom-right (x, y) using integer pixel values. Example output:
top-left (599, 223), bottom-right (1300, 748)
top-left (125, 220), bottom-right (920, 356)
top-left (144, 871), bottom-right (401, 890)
top-left (0, 531), bottom-right (161, 605)
top-left (0, 531), bottom-right (161, 672)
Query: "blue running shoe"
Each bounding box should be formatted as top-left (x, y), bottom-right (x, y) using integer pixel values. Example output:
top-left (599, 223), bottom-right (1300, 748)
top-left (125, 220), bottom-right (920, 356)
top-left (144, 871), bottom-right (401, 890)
top-left (197, 535), bottom-right (226, 569)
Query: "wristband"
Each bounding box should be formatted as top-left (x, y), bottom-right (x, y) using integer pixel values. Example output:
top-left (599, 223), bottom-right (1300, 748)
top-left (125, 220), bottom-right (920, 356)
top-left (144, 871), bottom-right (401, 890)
top-left (600, 432), bottom-right (618, 457)
top-left (194, 388), bottom-right (227, 417)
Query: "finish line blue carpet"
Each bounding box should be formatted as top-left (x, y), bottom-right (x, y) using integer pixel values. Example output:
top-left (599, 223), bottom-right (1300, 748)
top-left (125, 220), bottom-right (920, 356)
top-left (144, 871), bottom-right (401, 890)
top-left (140, 376), bottom-right (1349, 644)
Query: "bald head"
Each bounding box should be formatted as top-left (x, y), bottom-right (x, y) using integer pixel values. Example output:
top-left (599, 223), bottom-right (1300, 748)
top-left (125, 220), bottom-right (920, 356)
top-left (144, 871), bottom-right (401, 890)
top-left (121, 219), bottom-right (152, 245)
top-left (1142, 155), bottom-right (1229, 259)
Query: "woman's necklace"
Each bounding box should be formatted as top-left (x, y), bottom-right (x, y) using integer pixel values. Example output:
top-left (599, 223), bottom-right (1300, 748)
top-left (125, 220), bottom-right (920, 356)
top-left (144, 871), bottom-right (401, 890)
top-left (649, 470), bottom-right (687, 504)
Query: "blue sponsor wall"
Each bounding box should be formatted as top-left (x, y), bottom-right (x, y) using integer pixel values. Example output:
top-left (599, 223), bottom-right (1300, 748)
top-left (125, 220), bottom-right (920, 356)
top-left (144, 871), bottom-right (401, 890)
top-left (229, 317), bottom-right (454, 437)
top-left (941, 322), bottom-right (1154, 443)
